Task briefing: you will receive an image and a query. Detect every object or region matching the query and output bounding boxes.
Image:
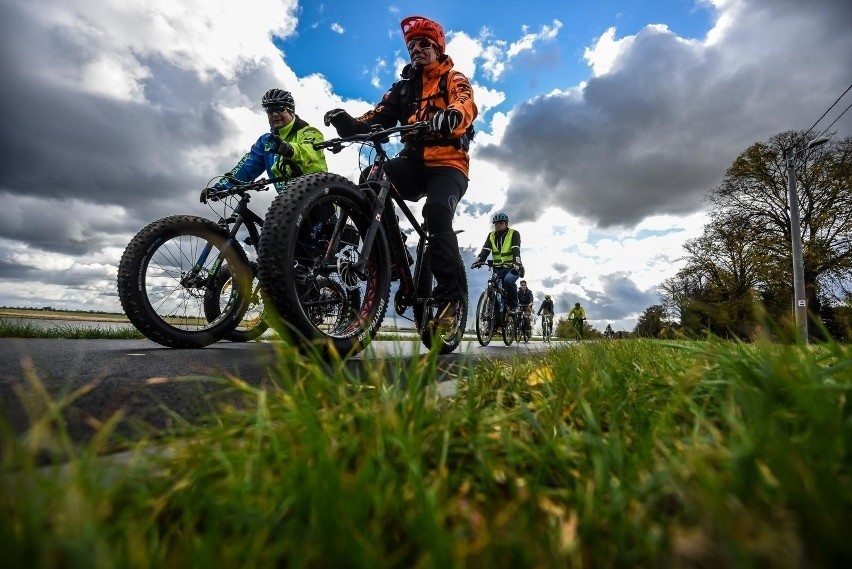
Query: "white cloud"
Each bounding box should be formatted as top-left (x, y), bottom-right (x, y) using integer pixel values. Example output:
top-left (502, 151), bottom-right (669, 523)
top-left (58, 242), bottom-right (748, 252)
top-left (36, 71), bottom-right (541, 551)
top-left (583, 27), bottom-right (633, 77)
top-left (478, 19), bottom-right (563, 81)
top-left (506, 20), bottom-right (563, 58)
top-left (330, 22), bottom-right (344, 34)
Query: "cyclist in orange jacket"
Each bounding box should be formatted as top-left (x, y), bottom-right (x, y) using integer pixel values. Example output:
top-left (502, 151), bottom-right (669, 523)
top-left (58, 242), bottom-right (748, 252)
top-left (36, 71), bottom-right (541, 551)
top-left (324, 16), bottom-right (478, 329)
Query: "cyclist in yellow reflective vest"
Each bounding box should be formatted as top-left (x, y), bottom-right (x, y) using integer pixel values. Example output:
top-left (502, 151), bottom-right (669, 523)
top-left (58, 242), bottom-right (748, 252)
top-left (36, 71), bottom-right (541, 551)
top-left (471, 212), bottom-right (523, 312)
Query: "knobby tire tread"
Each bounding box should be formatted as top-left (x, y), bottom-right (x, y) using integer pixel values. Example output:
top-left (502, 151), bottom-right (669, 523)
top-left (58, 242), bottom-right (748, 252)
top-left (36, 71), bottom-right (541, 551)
top-left (117, 215), bottom-right (250, 348)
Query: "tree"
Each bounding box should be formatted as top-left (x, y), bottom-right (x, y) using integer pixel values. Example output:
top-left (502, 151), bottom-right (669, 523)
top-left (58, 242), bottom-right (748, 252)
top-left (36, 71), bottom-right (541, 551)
top-left (664, 211), bottom-right (783, 338)
top-left (705, 131), bottom-right (852, 338)
top-left (634, 305), bottom-right (672, 338)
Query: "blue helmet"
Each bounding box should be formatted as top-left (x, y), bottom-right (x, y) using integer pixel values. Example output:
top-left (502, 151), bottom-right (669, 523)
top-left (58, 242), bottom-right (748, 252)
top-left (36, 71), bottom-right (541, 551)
top-left (492, 212), bottom-right (509, 223)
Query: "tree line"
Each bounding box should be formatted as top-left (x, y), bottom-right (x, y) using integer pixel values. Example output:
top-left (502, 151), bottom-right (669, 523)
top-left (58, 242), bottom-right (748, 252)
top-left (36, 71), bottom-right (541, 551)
top-left (635, 130), bottom-right (852, 341)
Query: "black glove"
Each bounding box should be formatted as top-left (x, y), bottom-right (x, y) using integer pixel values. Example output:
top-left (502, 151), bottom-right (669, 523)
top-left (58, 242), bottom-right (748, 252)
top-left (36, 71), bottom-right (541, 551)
top-left (429, 108), bottom-right (462, 136)
top-left (198, 187), bottom-right (224, 203)
top-left (471, 260), bottom-right (484, 269)
top-left (271, 135), bottom-right (294, 158)
top-left (200, 187), bottom-right (225, 203)
top-left (324, 108), bottom-right (352, 127)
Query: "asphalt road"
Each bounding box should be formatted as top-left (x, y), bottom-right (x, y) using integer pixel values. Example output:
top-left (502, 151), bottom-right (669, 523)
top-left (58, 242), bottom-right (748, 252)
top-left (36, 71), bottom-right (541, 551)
top-left (0, 337), bottom-right (560, 445)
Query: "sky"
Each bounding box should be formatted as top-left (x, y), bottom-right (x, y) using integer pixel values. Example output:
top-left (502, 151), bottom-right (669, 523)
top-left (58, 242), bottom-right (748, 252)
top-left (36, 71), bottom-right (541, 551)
top-left (0, 0), bottom-right (850, 331)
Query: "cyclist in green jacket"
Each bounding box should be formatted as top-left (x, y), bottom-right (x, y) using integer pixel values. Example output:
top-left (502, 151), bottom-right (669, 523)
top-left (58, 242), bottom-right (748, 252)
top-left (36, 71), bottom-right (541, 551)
top-left (202, 89), bottom-right (327, 200)
top-left (568, 302), bottom-right (587, 339)
top-left (471, 212), bottom-right (523, 312)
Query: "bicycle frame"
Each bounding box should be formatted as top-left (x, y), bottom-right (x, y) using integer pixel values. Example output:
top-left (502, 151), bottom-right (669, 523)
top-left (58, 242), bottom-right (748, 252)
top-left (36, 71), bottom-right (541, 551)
top-left (184, 177), bottom-right (283, 289)
top-left (314, 123), bottom-right (431, 317)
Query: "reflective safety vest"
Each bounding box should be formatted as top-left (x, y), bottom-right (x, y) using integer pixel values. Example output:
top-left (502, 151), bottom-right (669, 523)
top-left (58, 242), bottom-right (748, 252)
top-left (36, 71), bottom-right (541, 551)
top-left (490, 228), bottom-right (515, 267)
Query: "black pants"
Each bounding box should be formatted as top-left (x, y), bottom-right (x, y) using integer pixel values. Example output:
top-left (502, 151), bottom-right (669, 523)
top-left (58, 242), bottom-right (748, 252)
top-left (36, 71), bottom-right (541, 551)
top-left (380, 158), bottom-right (467, 301)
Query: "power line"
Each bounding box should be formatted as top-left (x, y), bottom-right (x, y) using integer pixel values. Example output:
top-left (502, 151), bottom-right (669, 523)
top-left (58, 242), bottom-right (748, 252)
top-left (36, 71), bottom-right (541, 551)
top-left (815, 100), bottom-right (852, 140)
top-left (802, 81), bottom-right (852, 137)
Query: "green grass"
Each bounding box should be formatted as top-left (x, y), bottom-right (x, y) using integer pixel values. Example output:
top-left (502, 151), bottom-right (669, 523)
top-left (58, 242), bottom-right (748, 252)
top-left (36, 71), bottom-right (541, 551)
top-left (0, 318), bottom-right (144, 339)
top-left (1, 339), bottom-right (850, 567)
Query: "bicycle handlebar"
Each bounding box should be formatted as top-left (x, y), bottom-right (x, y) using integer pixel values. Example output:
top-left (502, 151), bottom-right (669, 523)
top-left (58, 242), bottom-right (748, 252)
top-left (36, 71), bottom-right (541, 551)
top-left (204, 175), bottom-right (287, 201)
top-left (313, 122), bottom-right (429, 154)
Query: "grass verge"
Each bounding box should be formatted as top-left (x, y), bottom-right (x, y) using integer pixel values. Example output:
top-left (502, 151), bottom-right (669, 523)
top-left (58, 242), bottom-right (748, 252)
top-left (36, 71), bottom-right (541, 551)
top-left (0, 318), bottom-right (144, 340)
top-left (1, 339), bottom-right (850, 567)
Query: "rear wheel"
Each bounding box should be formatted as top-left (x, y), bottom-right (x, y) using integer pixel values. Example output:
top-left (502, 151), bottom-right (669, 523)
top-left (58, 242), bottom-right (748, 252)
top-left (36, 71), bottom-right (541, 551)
top-left (204, 263), bottom-right (268, 342)
top-left (117, 215), bottom-right (250, 348)
top-left (257, 173), bottom-right (391, 356)
top-left (475, 291), bottom-right (495, 346)
top-left (414, 245), bottom-right (468, 354)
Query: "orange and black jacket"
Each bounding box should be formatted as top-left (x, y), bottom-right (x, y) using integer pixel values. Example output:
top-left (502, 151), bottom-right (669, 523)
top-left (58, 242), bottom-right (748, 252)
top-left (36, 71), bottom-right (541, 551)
top-left (341, 56), bottom-right (477, 177)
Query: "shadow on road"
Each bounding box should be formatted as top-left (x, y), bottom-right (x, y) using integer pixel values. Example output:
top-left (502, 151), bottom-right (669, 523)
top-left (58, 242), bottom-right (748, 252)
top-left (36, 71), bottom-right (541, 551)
top-left (0, 337), bottom-right (558, 451)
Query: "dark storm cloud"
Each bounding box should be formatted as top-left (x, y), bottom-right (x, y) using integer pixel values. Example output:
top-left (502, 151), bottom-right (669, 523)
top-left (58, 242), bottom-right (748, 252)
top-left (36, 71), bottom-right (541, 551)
top-left (0, 1), bottom-right (277, 255)
top-left (478, 0), bottom-right (852, 228)
top-left (0, 259), bottom-right (39, 281)
top-left (587, 273), bottom-right (658, 321)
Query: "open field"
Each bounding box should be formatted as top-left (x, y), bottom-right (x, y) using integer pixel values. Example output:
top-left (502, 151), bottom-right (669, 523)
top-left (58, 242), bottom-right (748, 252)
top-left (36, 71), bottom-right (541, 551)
top-left (2, 339), bottom-right (849, 567)
top-left (0, 308), bottom-right (130, 323)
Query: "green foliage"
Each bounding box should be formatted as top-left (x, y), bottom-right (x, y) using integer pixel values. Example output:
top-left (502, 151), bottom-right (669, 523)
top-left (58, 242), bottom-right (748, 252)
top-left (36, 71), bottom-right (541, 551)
top-left (660, 131), bottom-right (852, 341)
top-left (2, 340), bottom-right (850, 567)
top-left (0, 318), bottom-right (144, 339)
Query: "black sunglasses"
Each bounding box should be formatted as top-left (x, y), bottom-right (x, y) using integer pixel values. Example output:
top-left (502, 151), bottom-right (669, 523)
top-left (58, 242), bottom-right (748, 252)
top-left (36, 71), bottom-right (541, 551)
top-left (407, 38), bottom-right (435, 52)
top-left (265, 106), bottom-right (290, 115)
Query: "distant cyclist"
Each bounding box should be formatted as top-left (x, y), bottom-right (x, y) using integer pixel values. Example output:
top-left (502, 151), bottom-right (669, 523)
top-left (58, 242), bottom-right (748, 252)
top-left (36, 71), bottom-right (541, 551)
top-left (201, 89), bottom-right (327, 201)
top-left (538, 293), bottom-right (554, 325)
top-left (568, 301), bottom-right (587, 339)
top-left (518, 280), bottom-right (534, 338)
top-left (471, 212), bottom-right (523, 313)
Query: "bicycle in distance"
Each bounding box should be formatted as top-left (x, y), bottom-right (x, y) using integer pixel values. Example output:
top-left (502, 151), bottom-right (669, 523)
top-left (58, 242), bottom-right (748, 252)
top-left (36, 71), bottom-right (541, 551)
top-left (117, 175), bottom-right (280, 348)
top-left (473, 260), bottom-right (521, 346)
top-left (572, 318), bottom-right (586, 341)
top-left (541, 313), bottom-right (554, 343)
top-left (256, 121), bottom-right (468, 356)
top-left (518, 306), bottom-right (535, 344)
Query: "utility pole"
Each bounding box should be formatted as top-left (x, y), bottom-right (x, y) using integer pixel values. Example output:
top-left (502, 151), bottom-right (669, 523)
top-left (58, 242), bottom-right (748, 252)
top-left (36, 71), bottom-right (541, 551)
top-left (785, 148), bottom-right (808, 343)
top-left (784, 136), bottom-right (829, 345)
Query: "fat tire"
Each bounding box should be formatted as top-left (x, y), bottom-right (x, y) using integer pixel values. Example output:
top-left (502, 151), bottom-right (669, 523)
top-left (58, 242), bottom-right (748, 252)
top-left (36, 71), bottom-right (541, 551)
top-left (257, 172), bottom-right (391, 355)
top-left (117, 215), bottom-right (250, 348)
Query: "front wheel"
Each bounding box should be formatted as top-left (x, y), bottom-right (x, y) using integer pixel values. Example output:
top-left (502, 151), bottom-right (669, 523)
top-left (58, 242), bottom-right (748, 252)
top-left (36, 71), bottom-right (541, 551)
top-left (475, 291), bottom-right (495, 346)
top-left (502, 311), bottom-right (516, 346)
top-left (117, 215), bottom-right (251, 348)
top-left (519, 314), bottom-right (530, 343)
top-left (257, 173), bottom-right (391, 356)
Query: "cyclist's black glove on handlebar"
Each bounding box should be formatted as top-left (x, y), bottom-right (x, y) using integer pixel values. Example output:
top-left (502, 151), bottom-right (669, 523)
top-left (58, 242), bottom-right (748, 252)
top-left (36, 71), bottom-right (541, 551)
top-left (200, 188), bottom-right (211, 203)
top-left (323, 108), bottom-right (361, 136)
top-left (471, 260), bottom-right (484, 269)
top-left (429, 109), bottom-right (462, 136)
top-left (270, 135), bottom-right (294, 158)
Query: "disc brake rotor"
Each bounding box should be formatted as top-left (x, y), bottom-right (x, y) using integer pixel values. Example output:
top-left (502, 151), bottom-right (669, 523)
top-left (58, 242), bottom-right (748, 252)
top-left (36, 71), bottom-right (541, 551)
top-left (336, 244), bottom-right (362, 290)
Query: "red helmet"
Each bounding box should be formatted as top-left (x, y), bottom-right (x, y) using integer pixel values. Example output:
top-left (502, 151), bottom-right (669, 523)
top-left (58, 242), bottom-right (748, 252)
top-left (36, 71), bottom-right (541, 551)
top-left (401, 16), bottom-right (445, 54)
